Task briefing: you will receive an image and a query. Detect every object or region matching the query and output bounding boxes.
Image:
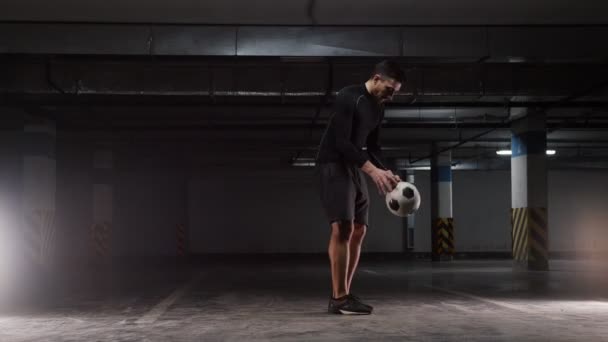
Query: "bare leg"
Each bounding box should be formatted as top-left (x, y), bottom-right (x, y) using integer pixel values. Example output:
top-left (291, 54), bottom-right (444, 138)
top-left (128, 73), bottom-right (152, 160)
top-left (328, 221), bottom-right (353, 298)
top-left (347, 223), bottom-right (366, 292)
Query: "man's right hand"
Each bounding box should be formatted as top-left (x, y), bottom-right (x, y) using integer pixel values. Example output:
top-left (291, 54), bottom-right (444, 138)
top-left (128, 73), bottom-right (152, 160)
top-left (361, 161), bottom-right (400, 195)
top-left (371, 169), bottom-right (400, 195)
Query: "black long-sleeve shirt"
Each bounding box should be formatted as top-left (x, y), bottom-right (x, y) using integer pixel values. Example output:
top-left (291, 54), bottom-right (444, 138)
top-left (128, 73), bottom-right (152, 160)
top-left (316, 84), bottom-right (387, 169)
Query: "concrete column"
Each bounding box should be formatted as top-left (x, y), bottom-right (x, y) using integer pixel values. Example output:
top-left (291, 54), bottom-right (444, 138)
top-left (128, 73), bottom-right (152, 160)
top-left (511, 110), bottom-right (549, 270)
top-left (177, 175), bottom-right (189, 259)
top-left (405, 170), bottom-right (416, 251)
top-left (92, 147), bottom-right (113, 265)
top-left (22, 117), bottom-right (56, 271)
top-left (431, 146), bottom-right (454, 261)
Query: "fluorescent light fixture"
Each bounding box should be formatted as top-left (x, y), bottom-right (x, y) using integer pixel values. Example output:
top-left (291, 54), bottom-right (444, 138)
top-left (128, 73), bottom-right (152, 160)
top-left (290, 157), bottom-right (316, 167)
top-left (291, 161), bottom-right (316, 167)
top-left (403, 166), bottom-right (431, 171)
top-left (496, 149), bottom-right (556, 156)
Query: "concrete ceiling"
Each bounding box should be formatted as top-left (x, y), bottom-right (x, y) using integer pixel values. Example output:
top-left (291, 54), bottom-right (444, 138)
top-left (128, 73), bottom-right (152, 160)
top-left (1, 0), bottom-right (607, 25)
top-left (2, 1), bottom-right (608, 169)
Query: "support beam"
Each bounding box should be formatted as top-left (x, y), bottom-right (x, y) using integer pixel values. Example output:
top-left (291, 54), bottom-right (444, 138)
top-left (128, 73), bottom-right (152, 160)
top-left (1, 24), bottom-right (608, 60)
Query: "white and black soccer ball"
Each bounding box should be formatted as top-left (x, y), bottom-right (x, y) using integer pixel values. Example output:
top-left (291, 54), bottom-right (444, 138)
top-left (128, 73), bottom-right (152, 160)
top-left (385, 181), bottom-right (421, 217)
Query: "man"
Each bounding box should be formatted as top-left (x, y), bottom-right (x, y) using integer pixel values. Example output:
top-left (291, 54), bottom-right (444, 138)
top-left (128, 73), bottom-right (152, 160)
top-left (315, 60), bottom-right (405, 315)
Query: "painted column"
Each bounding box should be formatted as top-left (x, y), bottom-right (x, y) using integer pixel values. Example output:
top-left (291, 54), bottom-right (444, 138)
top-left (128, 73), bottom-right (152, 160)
top-left (431, 146), bottom-right (454, 262)
top-left (511, 110), bottom-right (549, 270)
top-left (405, 170), bottom-right (416, 251)
top-left (22, 117), bottom-right (57, 271)
top-left (92, 147), bottom-right (113, 265)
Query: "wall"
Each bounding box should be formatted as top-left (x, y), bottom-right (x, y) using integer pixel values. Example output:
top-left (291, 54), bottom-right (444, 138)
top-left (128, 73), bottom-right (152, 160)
top-left (0, 131), bottom-right (601, 257)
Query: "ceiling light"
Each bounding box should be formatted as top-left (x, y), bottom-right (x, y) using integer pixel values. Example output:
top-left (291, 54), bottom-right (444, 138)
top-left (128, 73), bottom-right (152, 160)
top-left (496, 149), bottom-right (556, 156)
top-left (290, 157), bottom-right (316, 167)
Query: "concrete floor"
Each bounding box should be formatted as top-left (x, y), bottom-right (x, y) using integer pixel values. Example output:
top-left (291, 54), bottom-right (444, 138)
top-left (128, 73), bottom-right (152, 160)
top-left (1, 257), bottom-right (608, 341)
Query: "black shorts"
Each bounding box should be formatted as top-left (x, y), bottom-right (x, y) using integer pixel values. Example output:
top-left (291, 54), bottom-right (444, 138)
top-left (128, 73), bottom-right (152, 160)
top-left (315, 161), bottom-right (370, 226)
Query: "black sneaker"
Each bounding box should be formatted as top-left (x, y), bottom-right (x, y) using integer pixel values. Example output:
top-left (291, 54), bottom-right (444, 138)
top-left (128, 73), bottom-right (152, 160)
top-left (348, 293), bottom-right (373, 311)
top-left (328, 295), bottom-right (372, 315)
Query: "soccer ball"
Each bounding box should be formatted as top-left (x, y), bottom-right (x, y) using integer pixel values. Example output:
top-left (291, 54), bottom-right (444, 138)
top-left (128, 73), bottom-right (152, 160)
top-left (385, 182), bottom-right (421, 217)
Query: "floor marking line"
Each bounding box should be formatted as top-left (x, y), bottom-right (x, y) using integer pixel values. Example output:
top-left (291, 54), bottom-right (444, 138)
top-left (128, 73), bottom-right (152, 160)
top-left (135, 273), bottom-right (201, 325)
top-left (425, 285), bottom-right (536, 314)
